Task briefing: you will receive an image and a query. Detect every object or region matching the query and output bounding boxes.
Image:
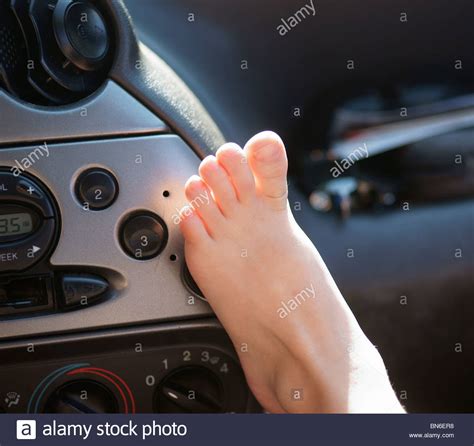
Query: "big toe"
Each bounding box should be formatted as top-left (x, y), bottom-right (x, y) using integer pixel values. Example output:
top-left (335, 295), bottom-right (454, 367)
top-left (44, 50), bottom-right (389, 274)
top-left (244, 131), bottom-right (288, 207)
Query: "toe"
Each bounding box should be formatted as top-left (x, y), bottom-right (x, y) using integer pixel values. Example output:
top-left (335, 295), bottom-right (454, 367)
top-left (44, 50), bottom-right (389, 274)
top-left (179, 205), bottom-right (210, 244)
top-left (199, 156), bottom-right (238, 216)
top-left (244, 131), bottom-right (288, 207)
top-left (185, 175), bottom-right (224, 233)
top-left (216, 143), bottom-right (256, 203)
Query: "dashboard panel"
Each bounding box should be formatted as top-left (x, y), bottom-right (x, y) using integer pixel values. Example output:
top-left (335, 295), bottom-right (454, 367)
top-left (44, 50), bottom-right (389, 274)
top-left (0, 320), bottom-right (257, 413)
top-left (0, 0), bottom-right (255, 414)
top-left (0, 134), bottom-right (213, 337)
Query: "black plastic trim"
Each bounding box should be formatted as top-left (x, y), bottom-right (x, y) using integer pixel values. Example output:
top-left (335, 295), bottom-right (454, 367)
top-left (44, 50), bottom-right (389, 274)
top-left (98, 0), bottom-right (225, 158)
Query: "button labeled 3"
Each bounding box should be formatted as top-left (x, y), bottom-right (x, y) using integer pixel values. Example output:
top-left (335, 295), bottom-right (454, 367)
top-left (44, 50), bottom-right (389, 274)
top-left (120, 212), bottom-right (168, 260)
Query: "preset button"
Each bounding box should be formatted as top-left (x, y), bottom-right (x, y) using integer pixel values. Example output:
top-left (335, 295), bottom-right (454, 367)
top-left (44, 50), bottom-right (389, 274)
top-left (75, 168), bottom-right (118, 211)
top-left (120, 212), bottom-right (168, 260)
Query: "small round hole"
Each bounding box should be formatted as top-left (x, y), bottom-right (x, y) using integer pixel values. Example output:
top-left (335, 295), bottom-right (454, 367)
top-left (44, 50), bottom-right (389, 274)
top-left (163, 190), bottom-right (170, 198)
top-left (169, 254), bottom-right (178, 262)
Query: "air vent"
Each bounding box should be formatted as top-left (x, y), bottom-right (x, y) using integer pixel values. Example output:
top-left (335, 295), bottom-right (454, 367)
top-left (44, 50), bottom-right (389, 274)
top-left (0, 0), bottom-right (114, 106)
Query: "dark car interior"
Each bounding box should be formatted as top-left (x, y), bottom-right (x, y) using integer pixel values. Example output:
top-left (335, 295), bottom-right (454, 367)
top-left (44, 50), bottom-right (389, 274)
top-left (0, 0), bottom-right (472, 414)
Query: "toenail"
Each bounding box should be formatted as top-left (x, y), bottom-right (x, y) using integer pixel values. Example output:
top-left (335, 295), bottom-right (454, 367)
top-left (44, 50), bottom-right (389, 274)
top-left (190, 181), bottom-right (206, 193)
top-left (224, 143), bottom-right (242, 153)
top-left (254, 142), bottom-right (281, 162)
top-left (186, 175), bottom-right (202, 189)
top-left (201, 157), bottom-right (218, 170)
top-left (189, 183), bottom-right (201, 194)
top-left (220, 146), bottom-right (240, 158)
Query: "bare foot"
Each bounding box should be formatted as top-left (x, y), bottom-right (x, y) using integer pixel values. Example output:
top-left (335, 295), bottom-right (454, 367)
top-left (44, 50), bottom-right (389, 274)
top-left (179, 131), bottom-right (404, 413)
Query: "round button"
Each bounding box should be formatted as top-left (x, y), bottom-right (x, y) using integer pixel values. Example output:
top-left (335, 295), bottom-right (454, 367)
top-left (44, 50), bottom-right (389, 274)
top-left (53, 0), bottom-right (109, 71)
top-left (120, 212), bottom-right (168, 260)
top-left (75, 168), bottom-right (118, 211)
top-left (182, 264), bottom-right (206, 301)
top-left (65, 3), bottom-right (108, 59)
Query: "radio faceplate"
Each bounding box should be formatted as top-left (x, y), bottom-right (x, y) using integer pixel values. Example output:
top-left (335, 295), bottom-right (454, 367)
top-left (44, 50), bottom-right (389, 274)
top-left (0, 135), bottom-right (212, 339)
top-left (0, 169), bottom-right (58, 273)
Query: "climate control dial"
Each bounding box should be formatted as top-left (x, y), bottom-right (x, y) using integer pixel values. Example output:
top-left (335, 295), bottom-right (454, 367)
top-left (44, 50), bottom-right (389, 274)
top-left (154, 366), bottom-right (224, 413)
top-left (43, 380), bottom-right (118, 414)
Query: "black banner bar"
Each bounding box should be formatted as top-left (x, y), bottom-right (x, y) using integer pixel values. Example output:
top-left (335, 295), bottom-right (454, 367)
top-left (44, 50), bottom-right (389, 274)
top-left (1, 414), bottom-right (473, 445)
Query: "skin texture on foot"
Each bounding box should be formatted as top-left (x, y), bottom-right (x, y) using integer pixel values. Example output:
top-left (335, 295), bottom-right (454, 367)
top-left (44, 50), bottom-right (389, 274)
top-left (179, 131), bottom-right (405, 413)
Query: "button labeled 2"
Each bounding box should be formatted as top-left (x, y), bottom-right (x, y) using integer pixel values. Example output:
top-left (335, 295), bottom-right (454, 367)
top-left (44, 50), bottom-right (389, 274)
top-left (75, 168), bottom-right (118, 210)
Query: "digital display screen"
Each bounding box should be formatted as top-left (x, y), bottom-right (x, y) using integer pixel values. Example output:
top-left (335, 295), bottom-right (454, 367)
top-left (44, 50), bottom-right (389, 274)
top-left (0, 213), bottom-right (33, 237)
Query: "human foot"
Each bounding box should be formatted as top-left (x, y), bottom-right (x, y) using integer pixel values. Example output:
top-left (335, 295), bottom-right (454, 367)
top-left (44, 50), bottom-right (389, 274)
top-left (179, 131), bottom-right (404, 413)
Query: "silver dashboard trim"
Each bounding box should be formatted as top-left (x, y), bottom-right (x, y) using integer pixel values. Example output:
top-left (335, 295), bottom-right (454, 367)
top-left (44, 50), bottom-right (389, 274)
top-left (0, 81), bottom-right (168, 145)
top-left (0, 135), bottom-right (212, 340)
